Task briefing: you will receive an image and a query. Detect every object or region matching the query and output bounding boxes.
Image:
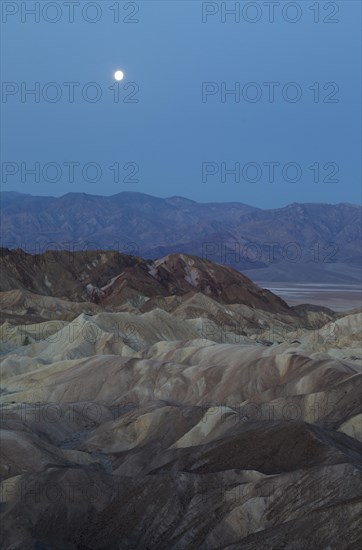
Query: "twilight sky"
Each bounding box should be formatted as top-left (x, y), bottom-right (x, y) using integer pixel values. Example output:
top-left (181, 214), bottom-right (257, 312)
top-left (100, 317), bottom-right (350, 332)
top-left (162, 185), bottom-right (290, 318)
top-left (1, 0), bottom-right (361, 207)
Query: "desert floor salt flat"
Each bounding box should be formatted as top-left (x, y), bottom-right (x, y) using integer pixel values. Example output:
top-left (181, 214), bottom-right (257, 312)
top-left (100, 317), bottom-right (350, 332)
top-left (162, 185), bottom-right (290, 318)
top-left (261, 283), bottom-right (362, 311)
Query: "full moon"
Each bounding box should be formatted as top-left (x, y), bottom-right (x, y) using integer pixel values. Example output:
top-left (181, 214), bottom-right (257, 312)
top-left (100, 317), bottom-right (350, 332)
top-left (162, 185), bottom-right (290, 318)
top-left (114, 70), bottom-right (124, 81)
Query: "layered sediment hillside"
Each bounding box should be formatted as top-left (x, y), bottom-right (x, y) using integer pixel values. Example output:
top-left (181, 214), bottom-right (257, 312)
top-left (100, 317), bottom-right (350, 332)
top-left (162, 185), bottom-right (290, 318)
top-left (0, 249), bottom-right (361, 549)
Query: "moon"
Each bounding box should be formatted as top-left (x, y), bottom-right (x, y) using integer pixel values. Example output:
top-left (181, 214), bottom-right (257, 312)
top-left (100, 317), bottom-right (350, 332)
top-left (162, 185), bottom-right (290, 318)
top-left (114, 70), bottom-right (124, 81)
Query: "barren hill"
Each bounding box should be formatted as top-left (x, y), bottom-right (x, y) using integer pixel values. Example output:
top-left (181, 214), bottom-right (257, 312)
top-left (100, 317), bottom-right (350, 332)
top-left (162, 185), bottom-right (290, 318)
top-left (0, 248), bottom-right (361, 549)
top-left (0, 248), bottom-right (293, 314)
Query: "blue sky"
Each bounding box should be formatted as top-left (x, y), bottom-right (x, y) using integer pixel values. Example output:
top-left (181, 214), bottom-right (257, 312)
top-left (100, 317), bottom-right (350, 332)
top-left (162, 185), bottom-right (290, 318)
top-left (1, 0), bottom-right (361, 207)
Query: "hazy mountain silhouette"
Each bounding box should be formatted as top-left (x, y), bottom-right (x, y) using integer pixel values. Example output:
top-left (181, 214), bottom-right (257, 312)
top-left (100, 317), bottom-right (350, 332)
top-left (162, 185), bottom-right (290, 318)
top-left (1, 192), bottom-right (361, 283)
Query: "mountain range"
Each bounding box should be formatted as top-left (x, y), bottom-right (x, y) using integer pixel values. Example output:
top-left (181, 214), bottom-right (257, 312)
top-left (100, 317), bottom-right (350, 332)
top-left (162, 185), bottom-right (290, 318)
top-left (1, 191), bottom-right (361, 284)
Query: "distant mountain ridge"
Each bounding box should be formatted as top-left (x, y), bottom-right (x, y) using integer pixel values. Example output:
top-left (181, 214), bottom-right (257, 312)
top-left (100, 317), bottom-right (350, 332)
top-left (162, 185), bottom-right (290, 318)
top-left (1, 191), bottom-right (361, 284)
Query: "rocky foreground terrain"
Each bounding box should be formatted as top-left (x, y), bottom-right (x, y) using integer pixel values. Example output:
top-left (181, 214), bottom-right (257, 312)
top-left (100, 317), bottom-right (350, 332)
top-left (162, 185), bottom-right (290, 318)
top-left (0, 248), bottom-right (361, 549)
